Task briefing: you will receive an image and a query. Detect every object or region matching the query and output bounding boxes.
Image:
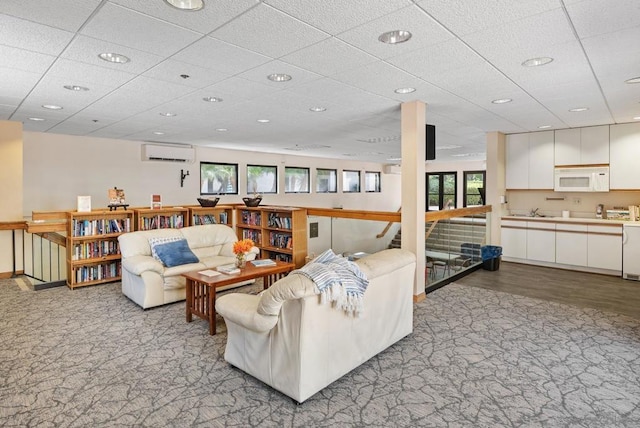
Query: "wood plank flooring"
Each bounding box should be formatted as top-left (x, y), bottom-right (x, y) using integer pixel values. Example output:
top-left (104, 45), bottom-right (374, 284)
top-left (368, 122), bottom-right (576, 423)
top-left (456, 261), bottom-right (640, 320)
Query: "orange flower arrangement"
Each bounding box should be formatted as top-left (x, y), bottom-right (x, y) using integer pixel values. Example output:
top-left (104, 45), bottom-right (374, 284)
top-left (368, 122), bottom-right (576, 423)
top-left (233, 239), bottom-right (255, 255)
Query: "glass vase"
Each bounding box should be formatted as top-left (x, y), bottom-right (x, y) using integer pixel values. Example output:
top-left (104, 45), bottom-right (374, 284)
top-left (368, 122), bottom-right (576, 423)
top-left (235, 253), bottom-right (246, 268)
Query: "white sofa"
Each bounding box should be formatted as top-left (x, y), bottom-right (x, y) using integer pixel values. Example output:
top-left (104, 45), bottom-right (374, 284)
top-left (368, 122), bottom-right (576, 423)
top-left (118, 224), bottom-right (252, 309)
top-left (215, 248), bottom-right (416, 403)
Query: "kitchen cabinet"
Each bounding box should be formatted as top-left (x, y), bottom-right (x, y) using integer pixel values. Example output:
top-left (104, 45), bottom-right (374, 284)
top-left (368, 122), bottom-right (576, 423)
top-left (610, 122), bottom-right (640, 189)
top-left (555, 223), bottom-right (588, 266)
top-left (554, 126), bottom-right (609, 166)
top-left (587, 224), bottom-right (622, 271)
top-left (500, 220), bottom-right (527, 259)
top-left (506, 131), bottom-right (554, 189)
top-left (526, 222), bottom-right (555, 263)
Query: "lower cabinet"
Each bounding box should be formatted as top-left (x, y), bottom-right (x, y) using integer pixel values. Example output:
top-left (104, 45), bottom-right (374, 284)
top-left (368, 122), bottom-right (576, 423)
top-left (555, 224), bottom-right (588, 267)
top-left (587, 225), bottom-right (623, 271)
top-left (501, 220), bottom-right (527, 259)
top-left (526, 222), bottom-right (555, 263)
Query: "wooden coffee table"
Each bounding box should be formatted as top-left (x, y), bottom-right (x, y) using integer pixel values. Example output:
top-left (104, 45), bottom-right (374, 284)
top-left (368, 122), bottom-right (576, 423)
top-left (182, 260), bottom-right (295, 335)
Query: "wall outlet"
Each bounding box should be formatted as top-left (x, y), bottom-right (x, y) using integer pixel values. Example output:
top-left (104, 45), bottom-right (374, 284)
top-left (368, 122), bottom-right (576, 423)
top-left (573, 197), bottom-right (581, 205)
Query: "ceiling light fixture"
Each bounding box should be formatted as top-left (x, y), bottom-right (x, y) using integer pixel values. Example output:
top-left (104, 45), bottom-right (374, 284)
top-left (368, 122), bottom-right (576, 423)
top-left (387, 157), bottom-right (402, 161)
top-left (42, 104), bottom-right (63, 110)
top-left (569, 107), bottom-right (588, 112)
top-left (309, 106), bottom-right (326, 112)
top-left (64, 85), bottom-right (89, 91)
top-left (267, 74), bottom-right (292, 82)
top-left (28, 117), bottom-right (45, 121)
top-left (216, 128), bottom-right (228, 132)
top-left (202, 96), bottom-right (223, 102)
top-left (257, 119), bottom-right (270, 123)
top-left (164, 0), bottom-right (204, 10)
top-left (394, 87), bottom-right (416, 94)
top-left (491, 98), bottom-right (512, 104)
top-left (98, 52), bottom-right (130, 64)
top-left (159, 112), bottom-right (177, 117)
top-left (152, 131), bottom-right (165, 135)
top-left (521, 57), bottom-right (554, 67)
top-left (538, 125), bottom-right (552, 129)
top-left (624, 77), bottom-right (640, 84)
top-left (633, 116), bottom-right (640, 120)
top-left (378, 30), bottom-right (412, 44)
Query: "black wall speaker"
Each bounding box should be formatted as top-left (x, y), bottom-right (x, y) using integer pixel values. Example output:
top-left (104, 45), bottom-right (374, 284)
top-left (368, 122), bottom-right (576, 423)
top-left (426, 124), bottom-right (436, 160)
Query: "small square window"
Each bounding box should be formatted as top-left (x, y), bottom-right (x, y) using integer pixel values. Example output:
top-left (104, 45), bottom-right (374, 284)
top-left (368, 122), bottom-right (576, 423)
top-left (285, 167), bottom-right (310, 193)
top-left (365, 171), bottom-right (381, 192)
top-left (200, 162), bottom-right (238, 195)
top-left (343, 170), bottom-right (360, 193)
top-left (316, 168), bottom-right (337, 193)
top-left (247, 165), bottom-right (277, 194)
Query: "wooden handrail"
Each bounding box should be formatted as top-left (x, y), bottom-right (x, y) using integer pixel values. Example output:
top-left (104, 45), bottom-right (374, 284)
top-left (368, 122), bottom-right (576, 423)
top-left (376, 207), bottom-right (402, 238)
top-left (306, 207), bottom-right (401, 223)
top-left (425, 205), bottom-right (492, 222)
top-left (0, 221), bottom-right (27, 231)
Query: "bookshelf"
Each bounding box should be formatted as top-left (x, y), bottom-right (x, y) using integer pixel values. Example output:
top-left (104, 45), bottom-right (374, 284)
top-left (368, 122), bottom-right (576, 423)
top-left (236, 206), bottom-right (307, 267)
top-left (66, 210), bottom-right (134, 289)
top-left (134, 207), bottom-right (188, 230)
top-left (188, 205), bottom-right (233, 227)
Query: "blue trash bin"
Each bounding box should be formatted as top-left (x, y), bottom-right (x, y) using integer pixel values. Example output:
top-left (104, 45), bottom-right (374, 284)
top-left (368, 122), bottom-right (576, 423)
top-left (481, 245), bottom-right (502, 271)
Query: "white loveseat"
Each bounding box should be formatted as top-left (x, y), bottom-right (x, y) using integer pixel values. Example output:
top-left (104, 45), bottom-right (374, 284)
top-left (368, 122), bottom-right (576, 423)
top-left (215, 248), bottom-right (416, 403)
top-left (118, 224), bottom-right (251, 309)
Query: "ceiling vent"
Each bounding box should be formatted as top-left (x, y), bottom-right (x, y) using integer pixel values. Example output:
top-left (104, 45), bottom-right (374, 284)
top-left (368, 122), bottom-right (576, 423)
top-left (141, 143), bottom-right (195, 163)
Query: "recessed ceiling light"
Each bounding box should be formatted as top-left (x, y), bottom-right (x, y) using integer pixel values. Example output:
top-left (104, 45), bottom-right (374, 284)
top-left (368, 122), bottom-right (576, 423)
top-left (267, 74), bottom-right (292, 82)
top-left (152, 131), bottom-right (165, 135)
top-left (98, 52), bottom-right (130, 64)
top-left (378, 30), bottom-right (412, 44)
top-left (309, 106), bottom-right (326, 112)
top-left (63, 85), bottom-right (89, 91)
top-left (522, 57), bottom-right (554, 67)
top-left (538, 125), bottom-right (552, 129)
top-left (202, 96), bottom-right (223, 102)
top-left (216, 128), bottom-right (228, 132)
top-left (633, 116), bottom-right (640, 120)
top-left (257, 119), bottom-right (270, 123)
top-left (569, 107), bottom-right (589, 112)
top-left (387, 157), bottom-right (402, 161)
top-left (164, 0), bottom-right (204, 10)
top-left (159, 112), bottom-right (177, 117)
top-left (394, 87), bottom-right (416, 94)
top-left (491, 98), bottom-right (512, 104)
top-left (624, 77), bottom-right (640, 84)
top-left (42, 104), bottom-right (63, 110)
top-left (28, 117), bottom-right (45, 121)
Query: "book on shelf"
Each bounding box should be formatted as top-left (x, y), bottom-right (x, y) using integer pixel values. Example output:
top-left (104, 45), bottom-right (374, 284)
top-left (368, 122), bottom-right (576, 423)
top-left (216, 264), bottom-right (240, 274)
top-left (151, 194), bottom-right (162, 209)
top-left (251, 259), bottom-right (277, 267)
top-left (198, 269), bottom-right (221, 277)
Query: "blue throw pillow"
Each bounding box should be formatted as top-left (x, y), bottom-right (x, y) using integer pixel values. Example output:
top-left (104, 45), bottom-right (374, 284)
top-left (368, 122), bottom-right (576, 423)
top-left (154, 239), bottom-right (199, 267)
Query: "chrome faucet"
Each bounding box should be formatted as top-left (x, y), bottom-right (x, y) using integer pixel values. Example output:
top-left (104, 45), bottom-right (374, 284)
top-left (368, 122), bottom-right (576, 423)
top-left (529, 208), bottom-right (539, 217)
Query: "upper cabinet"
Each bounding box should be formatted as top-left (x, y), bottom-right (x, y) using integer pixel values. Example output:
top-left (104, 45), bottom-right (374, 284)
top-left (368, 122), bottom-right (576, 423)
top-left (554, 125), bottom-right (609, 166)
top-left (506, 131), bottom-right (554, 189)
top-left (610, 122), bottom-right (640, 190)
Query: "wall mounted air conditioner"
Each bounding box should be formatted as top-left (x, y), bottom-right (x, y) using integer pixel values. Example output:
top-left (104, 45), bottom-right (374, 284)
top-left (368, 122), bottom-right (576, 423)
top-left (383, 164), bottom-right (402, 175)
top-left (141, 143), bottom-right (195, 163)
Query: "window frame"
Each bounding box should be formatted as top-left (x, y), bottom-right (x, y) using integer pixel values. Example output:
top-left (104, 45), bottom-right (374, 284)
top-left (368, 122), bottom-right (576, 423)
top-left (364, 171), bottom-right (381, 193)
top-left (246, 164), bottom-right (278, 195)
top-left (200, 162), bottom-right (239, 195)
top-left (316, 168), bottom-right (337, 193)
top-left (284, 166), bottom-right (310, 194)
top-left (342, 170), bottom-right (361, 193)
top-left (463, 170), bottom-right (486, 207)
top-left (426, 171), bottom-right (457, 211)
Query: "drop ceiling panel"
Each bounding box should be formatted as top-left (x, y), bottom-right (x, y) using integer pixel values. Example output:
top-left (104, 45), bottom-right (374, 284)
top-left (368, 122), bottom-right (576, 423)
top-left (143, 59), bottom-right (230, 89)
top-left (337, 5), bottom-right (453, 60)
top-left (48, 116), bottom-right (116, 135)
top-left (0, 67), bottom-right (43, 102)
top-left (79, 3), bottom-right (202, 56)
top-left (211, 3), bottom-right (329, 58)
top-left (172, 37), bottom-right (271, 75)
top-left (0, 104), bottom-right (15, 119)
top-left (0, 0), bottom-right (101, 32)
top-left (0, 13), bottom-right (74, 55)
top-left (582, 26), bottom-right (640, 84)
top-left (45, 58), bottom-right (136, 88)
top-left (235, 60), bottom-right (322, 89)
top-left (265, 0), bottom-right (412, 35)
top-left (566, 0), bottom-right (640, 39)
top-left (199, 77), bottom-right (282, 103)
top-left (20, 75), bottom-right (116, 114)
top-left (109, 0), bottom-right (259, 35)
top-left (0, 46), bottom-right (56, 74)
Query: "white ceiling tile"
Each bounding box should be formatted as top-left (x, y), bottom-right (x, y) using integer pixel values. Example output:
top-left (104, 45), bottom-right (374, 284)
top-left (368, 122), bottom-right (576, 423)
top-left (143, 59), bottom-right (230, 89)
top-left (45, 58), bottom-right (136, 88)
top-left (582, 26), bottom-right (640, 83)
top-left (567, 0), bottom-right (640, 39)
top-left (0, 104), bottom-right (17, 119)
top-left (0, 0), bottom-right (101, 32)
top-left (211, 3), bottom-right (329, 58)
top-left (0, 46), bottom-right (56, 74)
top-left (80, 3), bottom-right (202, 56)
top-left (0, 67), bottom-right (42, 102)
top-left (264, 0), bottom-right (412, 35)
top-left (235, 60), bottom-right (322, 89)
top-left (172, 37), bottom-right (271, 75)
top-left (337, 5), bottom-right (454, 60)
top-left (0, 13), bottom-right (74, 55)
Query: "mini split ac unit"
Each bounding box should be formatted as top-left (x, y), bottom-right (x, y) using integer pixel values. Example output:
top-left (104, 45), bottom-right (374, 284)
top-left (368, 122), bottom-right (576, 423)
top-left (141, 143), bottom-right (195, 163)
top-left (383, 164), bottom-right (402, 175)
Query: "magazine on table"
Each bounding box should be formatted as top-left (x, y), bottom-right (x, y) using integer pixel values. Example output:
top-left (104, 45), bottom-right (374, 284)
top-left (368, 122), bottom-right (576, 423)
top-left (251, 259), bottom-right (276, 267)
top-left (216, 264), bottom-right (240, 274)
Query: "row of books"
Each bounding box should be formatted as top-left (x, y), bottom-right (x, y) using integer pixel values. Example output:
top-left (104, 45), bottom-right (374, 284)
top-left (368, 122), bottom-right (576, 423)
top-left (267, 213), bottom-right (292, 230)
top-left (71, 241), bottom-right (120, 260)
top-left (71, 218), bottom-right (131, 237)
top-left (266, 252), bottom-right (292, 263)
top-left (192, 212), bottom-right (229, 225)
top-left (74, 262), bottom-right (121, 283)
top-left (140, 214), bottom-right (184, 230)
top-left (241, 229), bottom-right (261, 243)
top-left (269, 232), bottom-right (293, 249)
top-left (240, 210), bottom-right (262, 226)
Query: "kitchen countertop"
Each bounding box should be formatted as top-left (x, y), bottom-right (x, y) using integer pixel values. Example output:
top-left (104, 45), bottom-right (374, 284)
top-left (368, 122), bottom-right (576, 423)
top-left (501, 215), bottom-right (633, 225)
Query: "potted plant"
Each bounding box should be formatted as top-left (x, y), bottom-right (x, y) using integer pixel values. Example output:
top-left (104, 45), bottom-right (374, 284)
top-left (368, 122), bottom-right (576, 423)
top-left (242, 192), bottom-right (262, 207)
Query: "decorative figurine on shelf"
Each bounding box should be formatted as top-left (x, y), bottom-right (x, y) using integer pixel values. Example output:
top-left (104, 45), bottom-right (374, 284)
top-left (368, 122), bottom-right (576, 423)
top-left (242, 192), bottom-right (263, 207)
top-left (108, 187), bottom-right (129, 211)
top-left (233, 238), bottom-right (256, 268)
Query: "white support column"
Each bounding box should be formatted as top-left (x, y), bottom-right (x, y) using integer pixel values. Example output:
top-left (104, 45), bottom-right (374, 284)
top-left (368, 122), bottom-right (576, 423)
top-left (400, 101), bottom-right (426, 301)
top-left (486, 131), bottom-right (506, 245)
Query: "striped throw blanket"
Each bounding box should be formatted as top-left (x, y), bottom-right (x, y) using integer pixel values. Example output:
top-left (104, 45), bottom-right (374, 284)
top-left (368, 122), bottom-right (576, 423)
top-left (292, 249), bottom-right (369, 317)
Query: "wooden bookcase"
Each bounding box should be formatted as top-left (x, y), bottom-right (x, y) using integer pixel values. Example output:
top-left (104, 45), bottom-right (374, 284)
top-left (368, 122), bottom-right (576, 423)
top-left (134, 207), bottom-right (188, 230)
top-left (66, 210), bottom-right (134, 289)
top-left (188, 205), bottom-right (233, 227)
top-left (236, 206), bottom-right (307, 268)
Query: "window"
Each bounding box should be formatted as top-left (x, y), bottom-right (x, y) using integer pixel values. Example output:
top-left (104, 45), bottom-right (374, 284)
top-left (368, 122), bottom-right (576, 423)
top-left (426, 172), bottom-right (456, 211)
top-left (316, 168), bottom-right (337, 193)
top-left (463, 170), bottom-right (486, 207)
top-left (284, 167), bottom-right (310, 193)
top-left (247, 165), bottom-right (277, 194)
top-left (364, 171), bottom-right (381, 192)
top-left (342, 170), bottom-right (360, 192)
top-left (200, 162), bottom-right (238, 195)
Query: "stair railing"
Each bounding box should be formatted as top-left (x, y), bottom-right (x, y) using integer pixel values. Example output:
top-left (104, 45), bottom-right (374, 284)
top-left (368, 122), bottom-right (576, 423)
top-left (376, 207), bottom-right (401, 238)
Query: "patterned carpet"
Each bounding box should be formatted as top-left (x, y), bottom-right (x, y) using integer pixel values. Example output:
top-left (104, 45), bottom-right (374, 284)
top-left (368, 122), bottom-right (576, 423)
top-left (1, 277), bottom-right (639, 427)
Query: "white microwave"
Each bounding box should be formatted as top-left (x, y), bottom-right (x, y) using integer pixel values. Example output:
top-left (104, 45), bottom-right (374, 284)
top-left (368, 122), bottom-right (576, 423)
top-left (554, 166), bottom-right (610, 192)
